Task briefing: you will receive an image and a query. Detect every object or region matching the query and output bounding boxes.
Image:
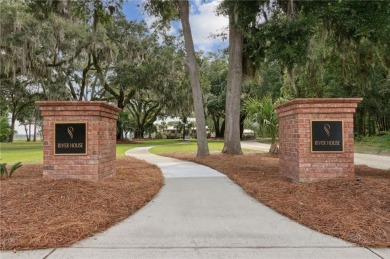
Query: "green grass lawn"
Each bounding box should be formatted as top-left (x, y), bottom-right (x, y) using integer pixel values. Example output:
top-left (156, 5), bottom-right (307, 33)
top-left (1, 139), bottom-right (245, 164)
top-left (0, 141), bottom-right (43, 164)
top-left (1, 139), bottom-right (179, 164)
top-left (2, 134), bottom-right (389, 165)
top-left (354, 134), bottom-right (390, 155)
top-left (149, 140), bottom-right (225, 154)
top-left (117, 139), bottom-right (234, 155)
top-left (116, 139), bottom-right (180, 157)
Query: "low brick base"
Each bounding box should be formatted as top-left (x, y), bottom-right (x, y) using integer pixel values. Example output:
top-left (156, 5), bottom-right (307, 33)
top-left (275, 98), bottom-right (362, 182)
top-left (37, 101), bottom-right (121, 181)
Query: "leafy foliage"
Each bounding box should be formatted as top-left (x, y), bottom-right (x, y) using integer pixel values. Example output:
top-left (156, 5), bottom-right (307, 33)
top-left (239, 0), bottom-right (390, 135)
top-left (245, 95), bottom-right (280, 142)
top-left (0, 117), bottom-right (11, 142)
top-left (0, 162), bottom-right (23, 178)
top-left (1, 0), bottom-right (389, 144)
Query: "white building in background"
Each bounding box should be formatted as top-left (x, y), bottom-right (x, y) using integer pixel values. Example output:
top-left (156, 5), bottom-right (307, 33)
top-left (153, 117), bottom-right (254, 139)
top-left (242, 129), bottom-right (255, 138)
top-left (163, 126), bottom-right (210, 139)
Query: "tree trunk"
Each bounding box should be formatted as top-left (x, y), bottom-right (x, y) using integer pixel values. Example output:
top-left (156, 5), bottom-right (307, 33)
top-left (33, 109), bottom-right (37, 142)
top-left (220, 119), bottom-right (225, 138)
top-left (134, 127), bottom-right (144, 139)
top-left (287, 67), bottom-right (297, 96)
top-left (116, 96), bottom-right (125, 140)
top-left (24, 125), bottom-right (30, 142)
top-left (222, 4), bottom-right (243, 155)
top-left (286, 0), bottom-right (298, 96)
top-left (356, 107), bottom-right (365, 136)
top-left (213, 117), bottom-right (220, 138)
top-left (240, 113), bottom-right (246, 139)
top-left (178, 0), bottom-right (209, 157)
top-left (8, 112), bottom-right (16, 143)
top-left (269, 141), bottom-right (279, 154)
top-left (117, 126), bottom-right (124, 140)
top-left (29, 123), bottom-right (32, 141)
top-left (79, 55), bottom-right (93, 101)
top-left (116, 119), bottom-right (124, 140)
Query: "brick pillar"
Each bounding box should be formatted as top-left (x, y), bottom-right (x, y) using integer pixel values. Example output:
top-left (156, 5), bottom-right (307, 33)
top-left (275, 98), bottom-right (362, 182)
top-left (36, 101), bottom-right (121, 181)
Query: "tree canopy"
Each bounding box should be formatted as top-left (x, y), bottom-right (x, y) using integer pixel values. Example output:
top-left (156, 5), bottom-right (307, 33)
top-left (1, 0), bottom-right (389, 145)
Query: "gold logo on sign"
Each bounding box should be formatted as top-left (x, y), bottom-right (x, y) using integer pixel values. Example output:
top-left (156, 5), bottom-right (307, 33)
top-left (67, 126), bottom-right (74, 139)
top-left (324, 124), bottom-right (331, 137)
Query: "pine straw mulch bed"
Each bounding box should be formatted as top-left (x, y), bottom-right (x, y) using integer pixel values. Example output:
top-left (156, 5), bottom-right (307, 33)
top-left (166, 152), bottom-right (390, 248)
top-left (0, 157), bottom-right (164, 251)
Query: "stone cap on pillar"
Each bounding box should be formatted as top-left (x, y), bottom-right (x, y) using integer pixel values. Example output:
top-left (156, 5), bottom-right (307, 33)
top-left (36, 101), bottom-right (121, 120)
top-left (275, 98), bottom-right (363, 117)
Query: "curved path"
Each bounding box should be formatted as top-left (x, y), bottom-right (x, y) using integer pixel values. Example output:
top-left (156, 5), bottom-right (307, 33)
top-left (2, 147), bottom-right (388, 259)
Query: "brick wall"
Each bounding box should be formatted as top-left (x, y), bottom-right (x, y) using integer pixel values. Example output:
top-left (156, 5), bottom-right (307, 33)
top-left (36, 101), bottom-right (121, 181)
top-left (275, 98), bottom-right (362, 182)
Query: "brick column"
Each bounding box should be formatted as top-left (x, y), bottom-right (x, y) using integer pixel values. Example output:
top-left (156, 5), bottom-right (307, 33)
top-left (36, 101), bottom-right (121, 181)
top-left (275, 98), bottom-right (362, 182)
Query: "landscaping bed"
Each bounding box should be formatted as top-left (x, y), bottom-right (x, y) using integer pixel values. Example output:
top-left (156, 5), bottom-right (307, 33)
top-left (0, 157), bottom-right (164, 250)
top-left (1, 152), bottom-right (388, 250)
top-left (167, 153), bottom-right (390, 248)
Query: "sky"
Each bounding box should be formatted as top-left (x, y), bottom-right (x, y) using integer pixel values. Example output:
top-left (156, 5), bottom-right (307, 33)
top-left (122, 0), bottom-right (229, 53)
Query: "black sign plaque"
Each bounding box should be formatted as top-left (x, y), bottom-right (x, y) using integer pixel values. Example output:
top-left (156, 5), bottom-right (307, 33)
top-left (55, 122), bottom-right (87, 155)
top-left (311, 120), bottom-right (343, 152)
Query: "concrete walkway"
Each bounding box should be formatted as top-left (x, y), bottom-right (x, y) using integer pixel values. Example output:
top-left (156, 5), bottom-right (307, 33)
top-left (1, 147), bottom-right (389, 259)
top-left (241, 141), bottom-right (390, 170)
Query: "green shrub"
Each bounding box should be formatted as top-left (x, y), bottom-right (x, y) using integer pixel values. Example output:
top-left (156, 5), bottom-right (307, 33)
top-left (0, 116), bottom-right (11, 142)
top-left (0, 162), bottom-right (23, 178)
top-left (377, 131), bottom-right (389, 136)
top-left (155, 132), bottom-right (167, 139)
